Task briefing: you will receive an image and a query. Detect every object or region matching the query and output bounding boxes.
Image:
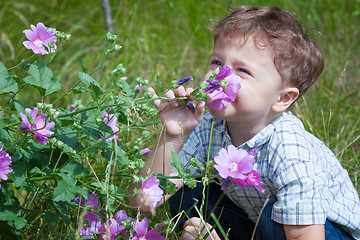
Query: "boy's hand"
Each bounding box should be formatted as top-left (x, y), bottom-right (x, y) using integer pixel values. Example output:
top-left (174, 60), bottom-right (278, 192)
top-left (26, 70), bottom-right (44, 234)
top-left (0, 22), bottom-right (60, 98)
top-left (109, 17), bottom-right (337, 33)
top-left (180, 217), bottom-right (221, 240)
top-left (148, 86), bottom-right (205, 138)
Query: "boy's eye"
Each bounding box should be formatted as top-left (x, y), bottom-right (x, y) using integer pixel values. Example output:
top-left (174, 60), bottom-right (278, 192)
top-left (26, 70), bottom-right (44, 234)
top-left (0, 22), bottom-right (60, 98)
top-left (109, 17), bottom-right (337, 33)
top-left (211, 60), bottom-right (222, 66)
top-left (237, 68), bottom-right (251, 76)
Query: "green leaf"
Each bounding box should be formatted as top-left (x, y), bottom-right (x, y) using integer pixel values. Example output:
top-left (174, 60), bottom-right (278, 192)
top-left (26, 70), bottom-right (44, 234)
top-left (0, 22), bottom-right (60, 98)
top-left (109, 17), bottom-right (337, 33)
top-left (156, 75), bottom-right (164, 93)
top-left (23, 61), bottom-right (61, 96)
top-left (78, 71), bottom-right (103, 98)
top-left (0, 62), bottom-right (18, 95)
top-left (43, 76), bottom-right (61, 96)
top-left (116, 79), bottom-right (134, 96)
top-left (61, 160), bottom-right (88, 177)
top-left (52, 180), bottom-right (80, 202)
top-left (41, 211), bottom-right (58, 226)
top-left (11, 163), bottom-right (27, 188)
top-left (53, 201), bottom-right (71, 226)
top-left (72, 86), bottom-right (90, 94)
top-left (0, 210), bottom-right (26, 230)
top-left (77, 57), bottom-right (88, 72)
top-left (170, 151), bottom-right (183, 170)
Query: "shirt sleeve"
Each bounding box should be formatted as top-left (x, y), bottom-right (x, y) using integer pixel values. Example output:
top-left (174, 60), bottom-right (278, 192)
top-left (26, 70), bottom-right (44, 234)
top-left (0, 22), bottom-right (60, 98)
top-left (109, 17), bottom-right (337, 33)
top-left (271, 156), bottom-right (330, 225)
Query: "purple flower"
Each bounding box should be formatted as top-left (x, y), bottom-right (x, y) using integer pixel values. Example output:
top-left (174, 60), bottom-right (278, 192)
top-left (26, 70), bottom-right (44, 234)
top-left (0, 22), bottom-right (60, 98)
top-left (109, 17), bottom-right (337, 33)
top-left (114, 210), bottom-right (134, 223)
top-left (71, 195), bottom-right (85, 206)
top-left (131, 218), bottom-right (165, 240)
top-left (234, 170), bottom-right (265, 193)
top-left (23, 22), bottom-right (57, 55)
top-left (100, 218), bottom-right (125, 240)
top-left (177, 75), bottom-right (193, 86)
top-left (68, 104), bottom-right (76, 112)
top-left (20, 108), bottom-right (55, 145)
top-left (202, 65), bottom-right (242, 111)
top-left (86, 193), bottom-right (100, 211)
top-left (214, 145), bottom-right (255, 180)
top-left (220, 178), bottom-right (231, 190)
top-left (214, 145), bottom-right (264, 193)
top-left (141, 176), bottom-right (163, 208)
top-left (0, 144), bottom-right (13, 189)
top-left (80, 219), bottom-right (103, 239)
top-left (100, 112), bottom-right (119, 141)
top-left (185, 102), bottom-right (195, 113)
top-left (140, 148), bottom-right (151, 156)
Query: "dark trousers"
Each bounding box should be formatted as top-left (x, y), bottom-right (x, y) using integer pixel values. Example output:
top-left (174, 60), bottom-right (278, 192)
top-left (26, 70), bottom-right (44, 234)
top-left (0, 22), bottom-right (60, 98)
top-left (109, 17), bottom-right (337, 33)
top-left (168, 182), bottom-right (354, 240)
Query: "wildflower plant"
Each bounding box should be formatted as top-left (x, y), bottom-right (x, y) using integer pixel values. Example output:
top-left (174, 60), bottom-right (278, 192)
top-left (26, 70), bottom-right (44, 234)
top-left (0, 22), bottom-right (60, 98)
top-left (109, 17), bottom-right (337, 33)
top-left (0, 21), bottom-right (263, 239)
top-left (0, 21), bottom-right (171, 239)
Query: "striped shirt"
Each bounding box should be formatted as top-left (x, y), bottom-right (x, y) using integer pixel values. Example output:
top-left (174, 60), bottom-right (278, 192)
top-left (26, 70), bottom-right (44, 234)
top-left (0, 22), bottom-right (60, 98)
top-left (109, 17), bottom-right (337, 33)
top-left (175, 111), bottom-right (360, 239)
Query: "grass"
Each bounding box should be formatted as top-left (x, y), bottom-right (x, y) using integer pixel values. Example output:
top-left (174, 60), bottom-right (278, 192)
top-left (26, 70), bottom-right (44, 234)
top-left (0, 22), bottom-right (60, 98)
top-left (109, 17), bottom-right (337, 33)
top-left (0, 0), bottom-right (359, 237)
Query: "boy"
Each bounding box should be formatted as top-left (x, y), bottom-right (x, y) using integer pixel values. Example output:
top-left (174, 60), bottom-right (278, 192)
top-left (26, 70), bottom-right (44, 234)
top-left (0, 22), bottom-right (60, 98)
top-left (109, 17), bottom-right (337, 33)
top-left (130, 6), bottom-right (360, 240)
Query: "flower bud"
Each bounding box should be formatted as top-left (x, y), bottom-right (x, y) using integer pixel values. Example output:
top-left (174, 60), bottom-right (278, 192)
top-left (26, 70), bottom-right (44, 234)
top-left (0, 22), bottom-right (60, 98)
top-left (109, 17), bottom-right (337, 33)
top-left (48, 42), bottom-right (56, 49)
top-left (144, 92), bottom-right (152, 99)
top-left (113, 44), bottom-right (122, 51)
top-left (56, 140), bottom-right (64, 148)
top-left (65, 34), bottom-right (71, 41)
top-left (106, 32), bottom-right (117, 43)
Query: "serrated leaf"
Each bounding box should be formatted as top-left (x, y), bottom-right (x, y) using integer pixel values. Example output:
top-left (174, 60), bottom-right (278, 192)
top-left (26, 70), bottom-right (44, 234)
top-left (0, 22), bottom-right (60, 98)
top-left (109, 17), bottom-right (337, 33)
top-left (11, 163), bottom-right (27, 188)
top-left (170, 151), bottom-right (183, 170)
top-left (0, 210), bottom-right (27, 229)
top-left (61, 160), bottom-right (88, 177)
top-left (0, 62), bottom-right (18, 94)
top-left (41, 211), bottom-right (58, 226)
top-left (116, 79), bottom-right (134, 96)
top-left (77, 57), bottom-right (88, 72)
top-left (26, 61), bottom-right (52, 87)
top-left (43, 76), bottom-right (61, 96)
top-left (52, 180), bottom-right (80, 202)
top-left (53, 201), bottom-right (71, 225)
top-left (78, 72), bottom-right (103, 98)
top-left (23, 61), bottom-right (61, 96)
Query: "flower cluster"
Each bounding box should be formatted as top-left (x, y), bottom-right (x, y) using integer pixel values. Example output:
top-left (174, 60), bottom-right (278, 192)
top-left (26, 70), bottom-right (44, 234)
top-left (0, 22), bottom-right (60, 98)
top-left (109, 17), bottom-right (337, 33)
top-left (214, 145), bottom-right (264, 193)
top-left (72, 193), bottom-right (164, 239)
top-left (173, 65), bottom-right (241, 112)
top-left (0, 144), bottom-right (13, 189)
top-left (201, 65), bottom-right (242, 112)
top-left (23, 22), bottom-right (57, 55)
top-left (20, 108), bottom-right (55, 145)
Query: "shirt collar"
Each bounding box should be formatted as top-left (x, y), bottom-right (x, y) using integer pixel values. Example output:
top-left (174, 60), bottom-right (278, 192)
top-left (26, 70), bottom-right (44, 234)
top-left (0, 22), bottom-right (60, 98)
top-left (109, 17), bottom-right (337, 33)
top-left (210, 112), bottom-right (287, 148)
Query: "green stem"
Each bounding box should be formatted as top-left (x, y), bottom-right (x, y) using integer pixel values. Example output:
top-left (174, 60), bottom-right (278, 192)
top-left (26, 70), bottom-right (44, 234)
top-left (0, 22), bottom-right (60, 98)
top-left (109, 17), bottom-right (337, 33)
top-left (89, 43), bottom-right (109, 75)
top-left (52, 79), bottom-right (82, 105)
top-left (46, 40), bottom-right (62, 65)
top-left (1, 84), bottom-right (27, 109)
top-left (7, 54), bottom-right (36, 71)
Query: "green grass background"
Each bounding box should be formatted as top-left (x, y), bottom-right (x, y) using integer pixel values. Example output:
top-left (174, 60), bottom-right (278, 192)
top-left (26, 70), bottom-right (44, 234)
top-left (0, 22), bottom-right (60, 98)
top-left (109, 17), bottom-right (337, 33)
top-left (1, 0), bottom-right (359, 192)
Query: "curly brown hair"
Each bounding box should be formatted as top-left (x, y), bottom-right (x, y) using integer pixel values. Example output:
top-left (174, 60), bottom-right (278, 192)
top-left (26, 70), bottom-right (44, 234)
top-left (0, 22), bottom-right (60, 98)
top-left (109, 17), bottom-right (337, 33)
top-left (212, 6), bottom-right (324, 99)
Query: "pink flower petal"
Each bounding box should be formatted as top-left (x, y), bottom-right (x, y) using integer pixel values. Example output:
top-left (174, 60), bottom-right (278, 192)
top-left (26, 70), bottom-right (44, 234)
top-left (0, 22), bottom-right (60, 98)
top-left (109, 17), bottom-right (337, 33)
top-left (23, 29), bottom-right (37, 41)
top-left (134, 218), bottom-right (148, 237)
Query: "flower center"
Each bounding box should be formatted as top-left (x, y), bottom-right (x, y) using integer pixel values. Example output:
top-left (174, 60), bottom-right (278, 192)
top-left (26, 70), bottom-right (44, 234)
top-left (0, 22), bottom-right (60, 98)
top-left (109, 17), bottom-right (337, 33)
top-left (229, 162), bottom-right (238, 172)
top-left (33, 39), bottom-right (43, 47)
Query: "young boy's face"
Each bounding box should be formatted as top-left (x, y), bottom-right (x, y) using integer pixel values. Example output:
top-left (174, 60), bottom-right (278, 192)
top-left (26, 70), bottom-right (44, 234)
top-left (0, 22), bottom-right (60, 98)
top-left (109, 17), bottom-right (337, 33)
top-left (203, 36), bottom-right (286, 127)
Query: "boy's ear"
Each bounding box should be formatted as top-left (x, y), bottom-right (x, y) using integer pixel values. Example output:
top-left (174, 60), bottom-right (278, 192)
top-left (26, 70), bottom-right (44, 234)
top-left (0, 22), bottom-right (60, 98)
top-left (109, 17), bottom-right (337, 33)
top-left (272, 87), bottom-right (299, 112)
